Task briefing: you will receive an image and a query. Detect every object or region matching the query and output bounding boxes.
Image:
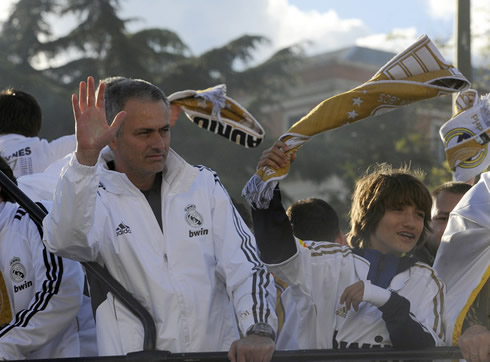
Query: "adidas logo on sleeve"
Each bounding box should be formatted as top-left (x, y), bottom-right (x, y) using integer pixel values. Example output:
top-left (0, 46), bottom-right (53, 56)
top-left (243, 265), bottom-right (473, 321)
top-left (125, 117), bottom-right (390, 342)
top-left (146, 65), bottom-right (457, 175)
top-left (115, 222), bottom-right (132, 236)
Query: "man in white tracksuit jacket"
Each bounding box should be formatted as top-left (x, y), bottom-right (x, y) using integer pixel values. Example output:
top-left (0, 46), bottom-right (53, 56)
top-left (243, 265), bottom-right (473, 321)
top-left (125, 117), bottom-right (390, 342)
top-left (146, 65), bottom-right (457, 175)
top-left (0, 88), bottom-right (75, 178)
top-left (43, 76), bottom-right (277, 360)
top-left (0, 201), bottom-right (86, 360)
top-left (434, 172), bottom-right (490, 361)
top-left (0, 158), bottom-right (88, 360)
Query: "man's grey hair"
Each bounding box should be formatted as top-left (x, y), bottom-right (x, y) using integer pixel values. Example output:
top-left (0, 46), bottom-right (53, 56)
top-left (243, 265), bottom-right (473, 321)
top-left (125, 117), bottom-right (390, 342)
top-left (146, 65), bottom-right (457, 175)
top-left (100, 77), bottom-right (169, 132)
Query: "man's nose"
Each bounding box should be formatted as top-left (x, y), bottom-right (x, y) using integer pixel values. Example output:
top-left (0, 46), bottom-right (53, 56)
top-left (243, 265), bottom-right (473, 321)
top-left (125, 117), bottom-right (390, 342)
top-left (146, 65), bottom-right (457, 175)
top-left (151, 132), bottom-right (166, 149)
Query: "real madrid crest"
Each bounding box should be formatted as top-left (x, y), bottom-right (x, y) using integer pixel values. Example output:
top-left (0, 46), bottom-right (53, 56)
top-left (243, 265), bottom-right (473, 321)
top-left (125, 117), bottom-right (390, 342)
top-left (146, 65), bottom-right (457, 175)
top-left (185, 204), bottom-right (203, 228)
top-left (9, 257), bottom-right (26, 283)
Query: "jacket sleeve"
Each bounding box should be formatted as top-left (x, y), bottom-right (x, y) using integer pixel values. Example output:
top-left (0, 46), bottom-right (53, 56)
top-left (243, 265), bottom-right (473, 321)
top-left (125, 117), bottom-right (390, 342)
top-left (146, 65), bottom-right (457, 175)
top-left (42, 154), bottom-right (101, 262)
top-left (0, 213), bottom-right (84, 360)
top-left (251, 186), bottom-right (297, 264)
top-left (379, 264), bottom-right (446, 348)
top-left (210, 173), bottom-right (278, 336)
top-left (379, 292), bottom-right (438, 348)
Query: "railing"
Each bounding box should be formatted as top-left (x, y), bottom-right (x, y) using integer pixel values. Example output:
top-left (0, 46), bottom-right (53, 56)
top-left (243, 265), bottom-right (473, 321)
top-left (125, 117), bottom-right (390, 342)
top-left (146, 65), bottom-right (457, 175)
top-left (0, 170), bottom-right (464, 361)
top-left (8, 346), bottom-right (463, 361)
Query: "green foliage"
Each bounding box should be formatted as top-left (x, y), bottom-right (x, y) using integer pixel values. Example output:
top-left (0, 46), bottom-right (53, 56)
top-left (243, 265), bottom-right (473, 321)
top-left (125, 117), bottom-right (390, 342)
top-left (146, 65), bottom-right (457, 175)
top-left (0, 0), bottom-right (303, 200)
top-left (0, 0), bottom-right (58, 70)
top-left (1, 0), bottom-right (489, 219)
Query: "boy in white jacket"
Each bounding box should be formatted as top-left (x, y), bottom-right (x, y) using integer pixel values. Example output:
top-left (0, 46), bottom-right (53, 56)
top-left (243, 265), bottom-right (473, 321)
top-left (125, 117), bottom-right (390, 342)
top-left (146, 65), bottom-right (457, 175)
top-left (0, 157), bottom-right (88, 359)
top-left (251, 141), bottom-right (446, 350)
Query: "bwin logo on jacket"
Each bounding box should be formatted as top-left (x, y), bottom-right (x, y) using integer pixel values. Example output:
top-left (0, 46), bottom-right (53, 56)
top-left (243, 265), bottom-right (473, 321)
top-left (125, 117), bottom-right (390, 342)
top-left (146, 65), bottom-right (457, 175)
top-left (9, 257), bottom-right (26, 283)
top-left (116, 222), bottom-right (132, 236)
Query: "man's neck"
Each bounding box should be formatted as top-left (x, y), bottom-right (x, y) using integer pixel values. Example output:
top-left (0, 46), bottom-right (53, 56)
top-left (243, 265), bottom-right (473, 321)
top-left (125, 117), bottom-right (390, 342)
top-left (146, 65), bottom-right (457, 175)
top-left (107, 160), bottom-right (157, 191)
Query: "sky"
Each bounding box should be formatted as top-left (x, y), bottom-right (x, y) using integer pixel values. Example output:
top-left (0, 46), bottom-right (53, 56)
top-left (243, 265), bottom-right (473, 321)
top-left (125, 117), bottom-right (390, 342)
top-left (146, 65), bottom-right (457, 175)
top-left (117, 0), bottom-right (489, 65)
top-left (0, 0), bottom-right (489, 66)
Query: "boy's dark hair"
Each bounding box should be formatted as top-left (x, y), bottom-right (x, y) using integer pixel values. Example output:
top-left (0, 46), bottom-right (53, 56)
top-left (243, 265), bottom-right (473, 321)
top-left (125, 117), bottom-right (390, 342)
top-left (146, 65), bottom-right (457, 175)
top-left (0, 156), bottom-right (17, 202)
top-left (0, 88), bottom-right (42, 137)
top-left (286, 198), bottom-right (340, 241)
top-left (348, 163), bottom-right (432, 249)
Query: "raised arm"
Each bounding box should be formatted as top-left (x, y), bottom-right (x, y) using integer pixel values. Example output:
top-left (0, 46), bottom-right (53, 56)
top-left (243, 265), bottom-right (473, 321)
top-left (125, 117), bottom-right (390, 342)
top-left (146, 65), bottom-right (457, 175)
top-left (251, 141), bottom-right (297, 264)
top-left (42, 77), bottom-right (124, 261)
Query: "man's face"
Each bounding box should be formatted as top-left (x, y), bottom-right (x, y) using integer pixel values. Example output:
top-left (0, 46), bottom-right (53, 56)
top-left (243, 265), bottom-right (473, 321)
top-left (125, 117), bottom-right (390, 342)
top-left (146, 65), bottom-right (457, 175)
top-left (429, 190), bottom-right (465, 249)
top-left (110, 98), bottom-right (170, 190)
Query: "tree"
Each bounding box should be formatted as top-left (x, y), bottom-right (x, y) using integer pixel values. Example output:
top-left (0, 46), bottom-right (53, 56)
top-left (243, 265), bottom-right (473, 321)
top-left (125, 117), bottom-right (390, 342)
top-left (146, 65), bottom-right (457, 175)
top-left (38, 0), bottom-right (189, 88)
top-left (0, 0), bottom-right (58, 72)
top-left (0, 0), bottom-right (304, 200)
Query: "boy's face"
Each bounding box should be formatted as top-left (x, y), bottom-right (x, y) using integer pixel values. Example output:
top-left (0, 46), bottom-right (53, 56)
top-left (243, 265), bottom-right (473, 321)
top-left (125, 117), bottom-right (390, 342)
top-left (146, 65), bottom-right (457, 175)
top-left (369, 204), bottom-right (425, 256)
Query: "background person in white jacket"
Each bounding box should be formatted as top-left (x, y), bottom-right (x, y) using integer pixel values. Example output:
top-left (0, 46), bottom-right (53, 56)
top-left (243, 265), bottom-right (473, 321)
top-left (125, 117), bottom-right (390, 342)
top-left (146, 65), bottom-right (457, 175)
top-left (0, 157), bottom-right (89, 360)
top-left (433, 173), bottom-right (490, 362)
top-left (0, 88), bottom-right (75, 178)
top-left (43, 76), bottom-right (277, 361)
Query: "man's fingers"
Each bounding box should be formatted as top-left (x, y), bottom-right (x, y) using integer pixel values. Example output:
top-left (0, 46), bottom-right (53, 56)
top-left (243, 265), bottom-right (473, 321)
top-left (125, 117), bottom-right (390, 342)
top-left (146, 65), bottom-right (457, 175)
top-left (87, 76), bottom-right (96, 107)
top-left (79, 81), bottom-right (87, 112)
top-left (72, 94), bottom-right (81, 121)
top-left (96, 82), bottom-right (106, 109)
top-left (108, 111), bottom-right (127, 137)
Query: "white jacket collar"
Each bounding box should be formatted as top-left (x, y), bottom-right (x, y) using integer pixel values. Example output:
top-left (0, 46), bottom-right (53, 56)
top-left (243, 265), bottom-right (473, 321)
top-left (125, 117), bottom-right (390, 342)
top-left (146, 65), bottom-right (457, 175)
top-left (97, 146), bottom-right (198, 195)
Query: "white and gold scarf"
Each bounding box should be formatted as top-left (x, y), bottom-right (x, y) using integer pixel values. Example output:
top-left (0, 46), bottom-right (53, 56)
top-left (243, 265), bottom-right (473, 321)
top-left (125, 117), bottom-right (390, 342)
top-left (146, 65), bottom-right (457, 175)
top-left (169, 85), bottom-right (265, 148)
top-left (439, 89), bottom-right (490, 182)
top-left (242, 34), bottom-right (470, 208)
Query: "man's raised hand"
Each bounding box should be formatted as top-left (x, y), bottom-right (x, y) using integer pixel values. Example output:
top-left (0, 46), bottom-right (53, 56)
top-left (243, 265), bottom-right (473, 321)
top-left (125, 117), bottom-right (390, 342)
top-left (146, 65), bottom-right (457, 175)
top-left (73, 76), bottom-right (126, 166)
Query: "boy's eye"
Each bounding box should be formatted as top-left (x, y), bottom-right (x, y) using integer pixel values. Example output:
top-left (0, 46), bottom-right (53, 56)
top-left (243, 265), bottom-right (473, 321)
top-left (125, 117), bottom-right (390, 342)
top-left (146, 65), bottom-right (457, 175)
top-left (417, 212), bottom-right (425, 218)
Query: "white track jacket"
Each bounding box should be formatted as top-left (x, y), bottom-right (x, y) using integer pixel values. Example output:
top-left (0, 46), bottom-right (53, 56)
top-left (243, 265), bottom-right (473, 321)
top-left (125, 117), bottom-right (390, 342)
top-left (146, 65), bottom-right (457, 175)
top-left (43, 147), bottom-right (277, 355)
top-left (0, 201), bottom-right (85, 360)
top-left (268, 241), bottom-right (446, 349)
top-left (434, 171), bottom-right (490, 345)
top-left (0, 134), bottom-right (75, 178)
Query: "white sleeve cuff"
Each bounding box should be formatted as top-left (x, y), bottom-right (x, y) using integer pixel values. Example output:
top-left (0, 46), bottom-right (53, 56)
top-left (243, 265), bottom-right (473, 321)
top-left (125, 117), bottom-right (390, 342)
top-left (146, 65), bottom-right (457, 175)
top-left (362, 280), bottom-right (391, 307)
